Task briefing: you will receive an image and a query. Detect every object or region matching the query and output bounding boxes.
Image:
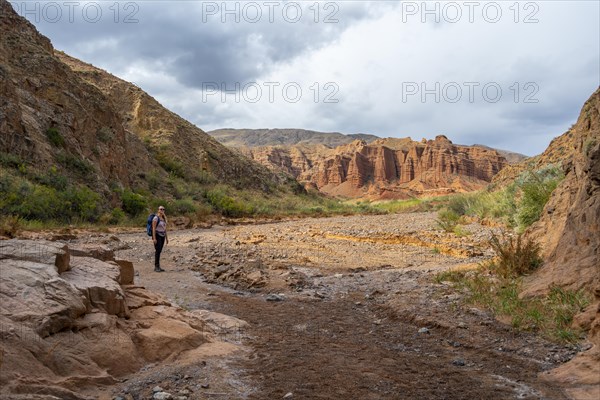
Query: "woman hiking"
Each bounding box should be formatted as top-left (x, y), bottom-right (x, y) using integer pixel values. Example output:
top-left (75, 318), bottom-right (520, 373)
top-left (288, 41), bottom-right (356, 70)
top-left (152, 205), bottom-right (168, 272)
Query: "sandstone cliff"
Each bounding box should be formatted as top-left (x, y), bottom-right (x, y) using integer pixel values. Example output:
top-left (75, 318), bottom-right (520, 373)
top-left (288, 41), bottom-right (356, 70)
top-left (241, 136), bottom-right (508, 199)
top-left (520, 88), bottom-right (600, 400)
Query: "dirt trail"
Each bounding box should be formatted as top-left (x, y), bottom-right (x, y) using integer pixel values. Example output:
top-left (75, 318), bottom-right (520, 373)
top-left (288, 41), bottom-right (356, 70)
top-left (102, 212), bottom-right (576, 399)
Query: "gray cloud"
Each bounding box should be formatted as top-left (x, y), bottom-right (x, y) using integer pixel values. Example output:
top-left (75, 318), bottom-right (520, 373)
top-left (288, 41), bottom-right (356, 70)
top-left (11, 1), bottom-right (600, 156)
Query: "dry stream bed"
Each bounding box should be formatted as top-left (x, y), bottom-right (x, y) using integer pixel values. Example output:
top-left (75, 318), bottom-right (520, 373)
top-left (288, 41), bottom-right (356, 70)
top-left (89, 212), bottom-right (578, 399)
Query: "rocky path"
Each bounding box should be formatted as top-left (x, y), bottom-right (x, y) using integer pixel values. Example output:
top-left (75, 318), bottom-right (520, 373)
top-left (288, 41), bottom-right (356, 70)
top-left (105, 212), bottom-right (575, 399)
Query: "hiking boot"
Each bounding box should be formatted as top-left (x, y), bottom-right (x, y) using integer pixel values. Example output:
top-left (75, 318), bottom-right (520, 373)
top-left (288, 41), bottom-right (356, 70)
top-left (158, 268), bottom-right (166, 272)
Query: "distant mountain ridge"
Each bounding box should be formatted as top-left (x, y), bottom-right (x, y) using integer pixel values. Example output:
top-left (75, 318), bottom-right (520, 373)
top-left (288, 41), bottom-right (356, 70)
top-left (209, 128), bottom-right (379, 148)
top-left (472, 144), bottom-right (528, 164)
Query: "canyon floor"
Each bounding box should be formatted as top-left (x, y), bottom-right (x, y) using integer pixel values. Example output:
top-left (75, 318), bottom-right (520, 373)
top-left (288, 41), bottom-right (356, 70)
top-left (90, 212), bottom-right (578, 399)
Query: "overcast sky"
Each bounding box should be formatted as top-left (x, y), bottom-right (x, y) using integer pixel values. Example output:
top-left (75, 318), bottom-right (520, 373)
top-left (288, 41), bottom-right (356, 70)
top-left (13, 0), bottom-right (600, 155)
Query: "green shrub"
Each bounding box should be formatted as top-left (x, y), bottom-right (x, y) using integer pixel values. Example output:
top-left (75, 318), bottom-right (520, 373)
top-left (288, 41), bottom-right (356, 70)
top-left (446, 193), bottom-right (475, 216)
top-left (0, 152), bottom-right (26, 170)
top-left (147, 169), bottom-right (161, 191)
top-left (0, 215), bottom-right (22, 238)
top-left (206, 188), bottom-right (253, 217)
top-left (15, 184), bottom-right (63, 220)
top-left (55, 151), bottom-right (94, 175)
top-left (46, 127), bottom-right (65, 147)
top-left (516, 167), bottom-right (563, 231)
top-left (63, 186), bottom-right (100, 222)
top-left (486, 234), bottom-right (543, 278)
top-left (109, 208), bottom-right (126, 224)
top-left (169, 198), bottom-right (197, 215)
top-left (155, 150), bottom-right (186, 179)
top-left (121, 189), bottom-right (147, 216)
top-left (97, 127), bottom-right (113, 143)
top-left (33, 166), bottom-right (68, 191)
top-left (436, 208), bottom-right (460, 232)
top-left (453, 225), bottom-right (471, 237)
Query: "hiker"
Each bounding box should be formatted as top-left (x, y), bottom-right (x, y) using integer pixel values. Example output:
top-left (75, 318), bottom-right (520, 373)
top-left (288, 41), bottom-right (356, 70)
top-left (152, 206), bottom-right (168, 272)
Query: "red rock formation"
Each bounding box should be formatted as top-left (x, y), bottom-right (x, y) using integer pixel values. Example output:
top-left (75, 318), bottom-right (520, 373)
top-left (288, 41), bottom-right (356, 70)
top-left (241, 136), bottom-right (507, 199)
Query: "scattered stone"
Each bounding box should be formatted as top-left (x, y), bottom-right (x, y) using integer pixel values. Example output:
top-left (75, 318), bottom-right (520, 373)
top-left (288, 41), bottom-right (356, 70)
top-left (457, 322), bottom-right (468, 329)
top-left (283, 392), bottom-right (293, 398)
top-left (452, 359), bottom-right (466, 366)
top-left (418, 327), bottom-right (430, 334)
top-left (178, 389), bottom-right (192, 395)
top-left (153, 386), bottom-right (164, 393)
top-left (266, 294), bottom-right (285, 302)
top-left (201, 383), bottom-right (210, 389)
top-left (153, 392), bottom-right (172, 400)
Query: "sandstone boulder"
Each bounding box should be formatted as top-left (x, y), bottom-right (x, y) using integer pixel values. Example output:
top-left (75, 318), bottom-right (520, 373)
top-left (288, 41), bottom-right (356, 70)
top-left (129, 306), bottom-right (210, 362)
top-left (114, 258), bottom-right (135, 284)
top-left (61, 257), bottom-right (128, 317)
top-left (124, 286), bottom-right (172, 310)
top-left (0, 239), bottom-right (70, 273)
top-left (69, 243), bottom-right (115, 262)
top-left (0, 258), bottom-right (86, 337)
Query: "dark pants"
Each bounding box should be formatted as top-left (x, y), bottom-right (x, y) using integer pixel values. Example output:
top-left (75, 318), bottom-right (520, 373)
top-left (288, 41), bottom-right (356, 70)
top-left (154, 234), bottom-right (165, 270)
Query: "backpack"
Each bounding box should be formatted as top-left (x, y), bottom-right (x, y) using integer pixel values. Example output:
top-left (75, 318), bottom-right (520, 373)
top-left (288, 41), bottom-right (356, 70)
top-left (146, 214), bottom-right (160, 236)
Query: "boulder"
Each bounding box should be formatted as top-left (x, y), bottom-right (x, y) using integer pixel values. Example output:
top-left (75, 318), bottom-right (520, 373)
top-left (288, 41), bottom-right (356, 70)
top-left (69, 243), bottom-right (115, 262)
top-left (61, 257), bottom-right (128, 317)
top-left (131, 306), bottom-right (207, 362)
top-left (0, 258), bottom-right (87, 336)
top-left (0, 239), bottom-right (70, 273)
top-left (124, 286), bottom-right (171, 310)
top-left (114, 258), bottom-right (135, 284)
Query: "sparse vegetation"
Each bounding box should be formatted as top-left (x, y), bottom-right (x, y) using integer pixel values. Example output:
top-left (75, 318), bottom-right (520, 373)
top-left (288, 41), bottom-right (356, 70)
top-left (452, 225), bottom-right (471, 237)
top-left (515, 166), bottom-right (564, 231)
top-left (0, 152), bottom-right (26, 170)
top-left (0, 215), bottom-right (22, 238)
top-left (434, 234), bottom-right (591, 343)
top-left (0, 169), bottom-right (100, 223)
top-left (584, 138), bottom-right (597, 156)
top-left (120, 189), bottom-right (148, 217)
top-left (154, 146), bottom-right (187, 179)
top-left (205, 187), bottom-right (254, 217)
top-left (55, 151), bottom-right (95, 176)
top-left (97, 126), bottom-right (113, 143)
top-left (46, 127), bottom-right (65, 147)
top-left (435, 209), bottom-right (460, 232)
top-left (485, 234), bottom-right (543, 278)
top-left (432, 165), bottom-right (563, 234)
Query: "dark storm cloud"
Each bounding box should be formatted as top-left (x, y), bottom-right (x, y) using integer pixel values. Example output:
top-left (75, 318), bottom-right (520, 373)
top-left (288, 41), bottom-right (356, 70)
top-left (23, 0), bottom-right (377, 87)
